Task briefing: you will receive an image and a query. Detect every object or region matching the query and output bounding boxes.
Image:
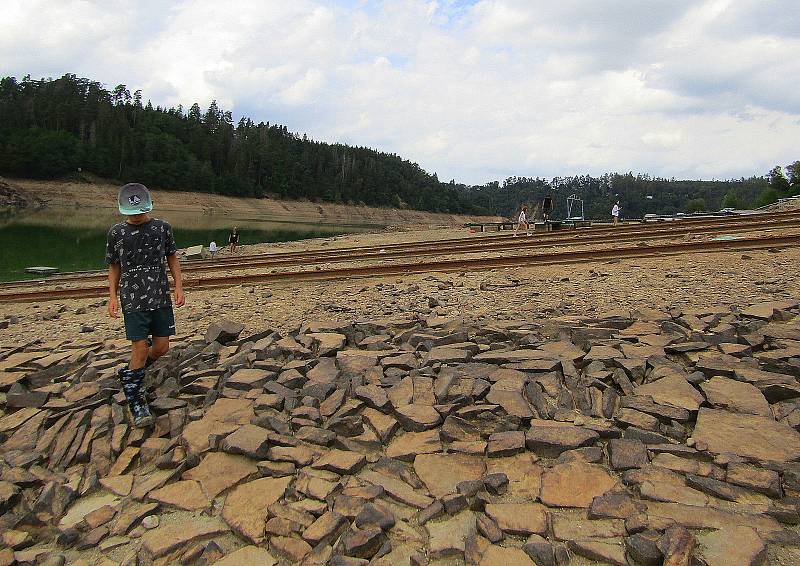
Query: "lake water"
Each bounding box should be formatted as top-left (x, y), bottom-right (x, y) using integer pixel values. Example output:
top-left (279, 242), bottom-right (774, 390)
top-left (0, 208), bottom-right (380, 282)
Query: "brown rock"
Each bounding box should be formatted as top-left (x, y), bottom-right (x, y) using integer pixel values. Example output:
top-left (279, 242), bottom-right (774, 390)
top-left (413, 453), bottom-right (486, 498)
top-left (340, 526), bottom-right (387, 559)
top-left (394, 404), bottom-right (442, 432)
top-left (540, 460), bottom-right (617, 508)
top-left (222, 476), bottom-right (292, 543)
top-left (693, 408), bottom-right (800, 463)
top-left (487, 430), bottom-right (526, 457)
top-left (362, 408), bottom-right (399, 443)
top-left (552, 516), bottom-right (626, 540)
top-left (141, 516), bottom-right (228, 558)
top-left (312, 449), bottom-right (366, 475)
top-left (427, 511), bottom-right (477, 558)
top-left (268, 445), bottom-right (315, 466)
top-left (525, 421), bottom-right (599, 455)
top-left (359, 470), bottom-right (433, 509)
top-left (476, 513), bottom-right (504, 543)
top-left (270, 535), bottom-right (312, 562)
top-left (99, 475), bottom-right (133, 497)
top-left (608, 438), bottom-right (649, 470)
top-left (148, 480), bottom-right (210, 511)
top-left (696, 525), bottom-right (767, 566)
top-left (302, 510), bottom-right (349, 546)
top-left (213, 545), bottom-right (277, 566)
top-left (486, 454), bottom-right (543, 499)
top-left (485, 503), bottom-right (548, 535)
top-left (480, 545), bottom-right (536, 565)
top-left (182, 452), bottom-right (257, 498)
top-left (726, 463), bottom-right (782, 498)
top-left (221, 424), bottom-right (271, 459)
top-left (700, 377), bottom-right (771, 416)
top-left (635, 374), bottom-right (704, 412)
top-left (386, 429), bottom-right (442, 462)
top-left (110, 502), bottom-right (159, 535)
top-left (568, 539), bottom-right (627, 566)
top-left (658, 525), bottom-right (695, 566)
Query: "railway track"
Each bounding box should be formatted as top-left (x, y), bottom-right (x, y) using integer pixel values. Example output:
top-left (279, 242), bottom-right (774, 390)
top-left (3, 232), bottom-right (797, 303)
top-left (5, 210), bottom-right (800, 291)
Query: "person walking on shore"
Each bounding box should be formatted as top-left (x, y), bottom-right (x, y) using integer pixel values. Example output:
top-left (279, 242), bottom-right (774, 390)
top-left (228, 226), bottom-right (240, 253)
top-left (612, 201), bottom-right (621, 226)
top-left (514, 205), bottom-right (530, 237)
top-left (209, 240), bottom-right (218, 259)
top-left (106, 183), bottom-right (185, 427)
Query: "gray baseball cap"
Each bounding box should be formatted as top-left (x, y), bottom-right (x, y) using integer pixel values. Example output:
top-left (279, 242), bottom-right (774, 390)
top-left (117, 183), bottom-right (153, 215)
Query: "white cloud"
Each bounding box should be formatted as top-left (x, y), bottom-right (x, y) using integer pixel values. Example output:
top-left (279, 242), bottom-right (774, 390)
top-left (1, 0), bottom-right (799, 183)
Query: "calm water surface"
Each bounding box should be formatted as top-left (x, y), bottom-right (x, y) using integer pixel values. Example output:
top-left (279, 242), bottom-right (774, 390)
top-left (0, 208), bottom-right (380, 281)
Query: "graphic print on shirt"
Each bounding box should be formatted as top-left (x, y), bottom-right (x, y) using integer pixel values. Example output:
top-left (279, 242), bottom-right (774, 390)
top-left (105, 219), bottom-right (177, 313)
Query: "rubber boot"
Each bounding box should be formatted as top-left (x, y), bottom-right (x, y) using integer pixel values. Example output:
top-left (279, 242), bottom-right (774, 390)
top-left (119, 368), bottom-right (154, 428)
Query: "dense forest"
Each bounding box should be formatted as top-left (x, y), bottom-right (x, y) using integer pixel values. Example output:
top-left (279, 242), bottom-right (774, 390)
top-left (1, 74), bottom-right (798, 219)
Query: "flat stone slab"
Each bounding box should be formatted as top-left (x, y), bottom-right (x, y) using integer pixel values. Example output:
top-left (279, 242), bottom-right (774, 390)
top-left (635, 374), bottom-right (704, 412)
top-left (696, 525), bottom-right (767, 566)
top-left (214, 546), bottom-right (277, 566)
top-left (700, 377), bottom-right (771, 416)
top-left (222, 476), bottom-right (292, 544)
top-left (693, 408), bottom-right (800, 463)
top-left (414, 453), bottom-right (486, 498)
top-left (427, 511), bottom-right (476, 558)
top-left (485, 503), bottom-right (548, 535)
top-left (148, 480), bottom-right (210, 511)
top-left (182, 452), bottom-right (257, 498)
top-left (141, 516), bottom-right (228, 558)
top-left (540, 460), bottom-right (618, 508)
top-left (359, 470), bottom-right (433, 509)
top-left (479, 545), bottom-right (537, 565)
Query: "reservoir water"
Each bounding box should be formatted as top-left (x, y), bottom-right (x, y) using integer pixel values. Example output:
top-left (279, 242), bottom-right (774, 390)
top-left (0, 207), bottom-right (379, 281)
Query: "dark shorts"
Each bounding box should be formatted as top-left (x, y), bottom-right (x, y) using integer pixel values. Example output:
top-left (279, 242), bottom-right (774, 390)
top-left (123, 306), bottom-right (176, 341)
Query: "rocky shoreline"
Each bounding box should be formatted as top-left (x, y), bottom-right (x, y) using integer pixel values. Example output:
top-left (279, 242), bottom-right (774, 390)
top-left (2, 299), bottom-right (800, 564)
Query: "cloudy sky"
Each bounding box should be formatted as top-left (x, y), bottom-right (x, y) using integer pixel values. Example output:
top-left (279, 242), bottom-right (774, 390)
top-left (2, 0), bottom-right (799, 184)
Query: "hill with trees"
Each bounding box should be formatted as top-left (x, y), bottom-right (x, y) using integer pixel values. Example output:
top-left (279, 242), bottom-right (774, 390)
top-left (1, 73), bottom-right (797, 219)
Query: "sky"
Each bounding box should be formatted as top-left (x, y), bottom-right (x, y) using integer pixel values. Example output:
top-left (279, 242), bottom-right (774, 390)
top-left (2, 0), bottom-right (799, 184)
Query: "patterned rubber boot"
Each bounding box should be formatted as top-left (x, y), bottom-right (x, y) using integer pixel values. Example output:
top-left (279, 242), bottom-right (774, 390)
top-left (119, 368), bottom-right (154, 428)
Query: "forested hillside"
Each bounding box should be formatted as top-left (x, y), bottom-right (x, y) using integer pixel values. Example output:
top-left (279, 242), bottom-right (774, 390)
top-left (0, 74), bottom-right (466, 212)
top-left (1, 74), bottom-right (798, 219)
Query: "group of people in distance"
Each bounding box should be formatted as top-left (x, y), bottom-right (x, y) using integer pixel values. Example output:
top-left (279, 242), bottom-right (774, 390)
top-left (514, 199), bottom-right (622, 235)
top-left (207, 226), bottom-right (240, 259)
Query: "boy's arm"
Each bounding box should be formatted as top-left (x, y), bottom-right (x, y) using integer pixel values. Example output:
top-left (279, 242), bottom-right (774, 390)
top-left (108, 263), bottom-right (121, 318)
top-left (167, 254), bottom-right (185, 307)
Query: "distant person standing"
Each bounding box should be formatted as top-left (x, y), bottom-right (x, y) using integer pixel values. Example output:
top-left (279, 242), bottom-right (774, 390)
top-left (209, 240), bottom-right (218, 258)
top-left (612, 201), bottom-right (621, 226)
top-left (228, 227), bottom-right (240, 253)
top-left (514, 205), bottom-right (530, 237)
top-left (542, 196), bottom-right (553, 223)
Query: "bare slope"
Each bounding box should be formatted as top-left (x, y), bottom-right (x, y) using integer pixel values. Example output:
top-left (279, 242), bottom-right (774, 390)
top-left (5, 177), bottom-right (500, 227)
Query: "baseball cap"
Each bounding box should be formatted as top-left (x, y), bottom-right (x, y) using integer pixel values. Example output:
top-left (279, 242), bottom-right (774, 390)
top-left (117, 183), bottom-right (153, 215)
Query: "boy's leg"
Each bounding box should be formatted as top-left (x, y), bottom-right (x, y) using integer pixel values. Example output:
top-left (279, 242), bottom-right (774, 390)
top-left (129, 339), bottom-right (149, 369)
top-left (150, 335), bottom-right (170, 361)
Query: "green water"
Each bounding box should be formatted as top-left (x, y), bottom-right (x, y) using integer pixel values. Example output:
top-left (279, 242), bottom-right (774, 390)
top-left (0, 210), bottom-right (377, 281)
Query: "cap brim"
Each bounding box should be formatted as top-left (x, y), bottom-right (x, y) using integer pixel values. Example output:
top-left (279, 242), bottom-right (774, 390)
top-left (119, 204), bottom-right (153, 215)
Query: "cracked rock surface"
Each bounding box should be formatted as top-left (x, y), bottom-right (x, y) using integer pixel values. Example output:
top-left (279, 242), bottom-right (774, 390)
top-left (2, 299), bottom-right (800, 564)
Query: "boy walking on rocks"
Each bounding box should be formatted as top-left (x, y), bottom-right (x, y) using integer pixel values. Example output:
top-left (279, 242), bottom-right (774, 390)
top-left (106, 183), bottom-right (185, 427)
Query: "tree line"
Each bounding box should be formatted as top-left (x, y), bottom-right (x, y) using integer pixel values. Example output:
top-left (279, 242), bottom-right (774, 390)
top-left (1, 74), bottom-right (797, 219)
